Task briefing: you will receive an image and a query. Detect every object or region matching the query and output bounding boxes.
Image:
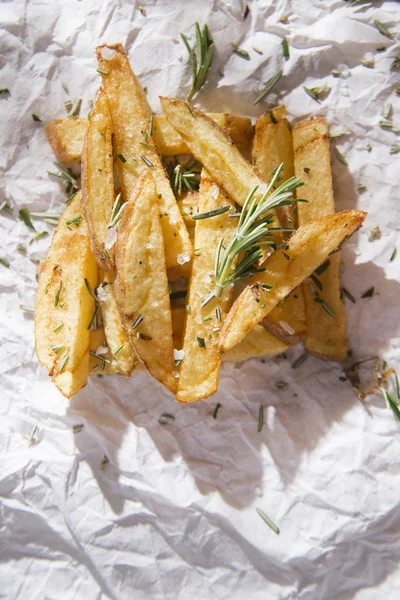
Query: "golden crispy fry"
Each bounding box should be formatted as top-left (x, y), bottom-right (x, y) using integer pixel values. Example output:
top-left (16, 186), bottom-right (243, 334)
top-left (222, 325), bottom-right (289, 362)
top-left (45, 118), bottom-right (87, 163)
top-left (153, 113), bottom-right (252, 155)
top-left (293, 117), bottom-right (348, 360)
top-left (81, 89), bottom-right (114, 271)
top-left (100, 271), bottom-right (137, 376)
top-left (97, 44), bottom-right (191, 270)
top-left (160, 97), bottom-right (278, 213)
top-left (177, 191), bottom-right (199, 226)
top-left (34, 192), bottom-right (98, 398)
top-left (219, 210), bottom-right (367, 352)
top-left (88, 328), bottom-right (121, 374)
top-left (252, 105), bottom-right (307, 345)
top-left (45, 114), bottom-right (251, 164)
top-left (114, 173), bottom-right (176, 393)
top-left (177, 172), bottom-right (236, 403)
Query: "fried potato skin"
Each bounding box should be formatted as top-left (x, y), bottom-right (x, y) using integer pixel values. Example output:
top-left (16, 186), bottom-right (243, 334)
top-left (34, 192), bottom-right (98, 398)
top-left (114, 173), bottom-right (177, 393)
top-left (81, 89), bottom-right (114, 272)
top-left (45, 118), bottom-right (87, 163)
top-left (96, 44), bottom-right (191, 270)
top-left (219, 210), bottom-right (367, 352)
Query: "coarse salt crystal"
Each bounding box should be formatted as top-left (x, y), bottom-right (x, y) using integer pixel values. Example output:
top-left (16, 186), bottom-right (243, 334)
top-left (96, 345), bottom-right (109, 356)
top-left (96, 285), bottom-right (107, 302)
top-left (210, 183), bottom-right (219, 199)
top-left (174, 349), bottom-right (185, 360)
top-left (105, 227), bottom-right (117, 249)
top-left (177, 253), bottom-right (190, 265)
top-left (101, 47), bottom-right (117, 60)
top-left (146, 243), bottom-right (153, 249)
top-left (279, 320), bottom-right (295, 335)
top-left (172, 370), bottom-right (180, 378)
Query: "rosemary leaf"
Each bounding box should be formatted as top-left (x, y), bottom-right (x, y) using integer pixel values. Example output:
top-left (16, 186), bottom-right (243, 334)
top-left (374, 18), bottom-right (393, 40)
top-left (361, 286), bottom-right (374, 298)
top-left (117, 153), bottom-right (126, 163)
top-left (253, 46), bottom-right (263, 55)
top-left (0, 88), bottom-right (10, 94)
top-left (32, 113), bottom-right (42, 122)
top-left (334, 146), bottom-right (348, 166)
top-left (341, 287), bottom-right (356, 303)
top-left (256, 508), bottom-right (280, 535)
top-left (292, 353), bottom-right (308, 369)
top-left (303, 83), bottom-right (330, 103)
top-left (213, 403), bottom-right (222, 419)
top-left (314, 297), bottom-right (336, 317)
top-left (0, 257), bottom-right (10, 268)
top-left (192, 206), bottom-right (230, 220)
top-left (29, 231), bottom-right (48, 244)
top-left (253, 69), bottom-right (283, 105)
top-left (73, 424), bottom-right (84, 433)
top-left (159, 413), bottom-right (175, 425)
top-left (97, 68), bottom-right (109, 76)
top-left (390, 248), bottom-right (397, 262)
top-left (20, 304), bottom-right (35, 314)
top-left (257, 405), bottom-right (264, 432)
top-left (197, 336), bottom-right (206, 349)
top-left (19, 208), bottom-right (35, 230)
top-left (233, 47), bottom-right (251, 60)
top-left (390, 143), bottom-right (400, 155)
top-left (315, 260), bottom-right (330, 276)
top-left (132, 314), bottom-right (144, 329)
top-left (368, 226), bottom-right (381, 242)
top-left (281, 37), bottom-right (289, 59)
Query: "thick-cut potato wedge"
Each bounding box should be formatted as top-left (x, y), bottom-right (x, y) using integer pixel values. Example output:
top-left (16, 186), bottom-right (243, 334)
top-left (153, 113), bottom-right (252, 156)
top-left (97, 44), bottom-right (191, 270)
top-left (177, 172), bottom-right (236, 403)
top-left (114, 173), bottom-right (176, 393)
top-left (222, 325), bottom-right (289, 362)
top-left (252, 104), bottom-right (307, 345)
top-left (293, 117), bottom-right (348, 360)
top-left (45, 118), bottom-right (87, 163)
top-left (101, 272), bottom-right (137, 376)
top-left (177, 191), bottom-right (199, 226)
top-left (45, 114), bottom-right (251, 164)
top-left (219, 210), bottom-right (366, 352)
top-left (89, 328), bottom-right (121, 375)
top-left (81, 89), bottom-right (114, 271)
top-left (35, 192), bottom-right (98, 398)
top-left (161, 97), bottom-right (277, 212)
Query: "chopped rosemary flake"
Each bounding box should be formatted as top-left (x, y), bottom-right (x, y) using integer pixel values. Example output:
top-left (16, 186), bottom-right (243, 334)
top-left (331, 69), bottom-right (342, 78)
top-left (20, 304), bottom-right (35, 314)
top-left (341, 287), bottom-right (356, 304)
top-left (100, 455), bottom-right (109, 470)
top-left (114, 344), bottom-right (123, 355)
top-left (29, 255), bottom-right (40, 264)
top-left (89, 350), bottom-right (110, 364)
top-left (48, 162), bottom-right (79, 194)
top-left (292, 353), bottom-right (308, 369)
top-left (269, 111), bottom-right (278, 124)
top-left (256, 508), bottom-right (280, 535)
top-left (67, 98), bottom-right (82, 118)
top-left (66, 214), bottom-right (82, 229)
top-left (59, 352), bottom-right (69, 372)
top-left (62, 82), bottom-right (69, 94)
top-left (368, 226), bottom-right (381, 242)
top-left (53, 320), bottom-right (64, 332)
top-left (97, 68), bottom-right (109, 76)
top-left (73, 424), bottom-right (84, 433)
top-left (253, 46), bottom-right (263, 55)
top-left (233, 47), bottom-right (251, 60)
top-left (139, 5), bottom-right (146, 16)
top-left (131, 314), bottom-right (144, 330)
top-left (117, 153), bottom-right (126, 163)
top-left (181, 23), bottom-right (214, 101)
top-left (141, 155), bottom-right (154, 167)
top-left (215, 306), bottom-right (222, 321)
top-left (329, 128), bottom-right (350, 139)
top-left (257, 405), bottom-right (264, 432)
top-left (314, 297), bottom-right (336, 317)
top-left (303, 83), bottom-right (330, 103)
top-left (281, 37), bottom-right (289, 59)
top-left (174, 358), bottom-right (183, 368)
top-left (30, 211), bottom-right (61, 219)
top-left (390, 143), bottom-right (400, 155)
top-left (185, 305), bottom-right (191, 314)
top-left (19, 208), bottom-right (35, 230)
top-left (275, 381), bottom-right (288, 390)
top-left (0, 257), bottom-right (10, 268)
top-left (170, 290), bottom-right (187, 300)
top-left (197, 336), bottom-right (206, 348)
top-left (282, 252), bottom-right (290, 260)
top-left (213, 402), bottom-right (222, 419)
top-left (390, 248), bottom-right (397, 262)
top-left (374, 18), bottom-right (393, 40)
top-left (32, 113), bottom-right (42, 122)
top-left (136, 330), bottom-right (152, 341)
top-left (54, 281), bottom-right (62, 307)
top-left (357, 183), bottom-right (367, 191)
top-left (334, 146), bottom-right (348, 166)
top-left (253, 69), bottom-right (283, 105)
top-left (65, 99), bottom-right (73, 113)
top-left (396, 87), bottom-right (400, 96)
top-left (361, 56), bottom-right (374, 68)
top-left (159, 413), bottom-right (175, 425)
top-left (392, 55), bottom-right (400, 70)
top-left (188, 106), bottom-right (196, 117)
top-left (26, 424), bottom-right (38, 446)
top-left (29, 231), bottom-right (48, 244)
top-left (192, 205), bottom-right (230, 220)
top-left (203, 316), bottom-right (212, 322)
top-left (361, 286), bottom-right (374, 298)
top-left (303, 167), bottom-right (311, 174)
top-left (310, 274), bottom-right (323, 291)
top-left (51, 344), bottom-right (64, 354)
top-left (0, 88), bottom-right (10, 94)
top-left (382, 103), bottom-right (392, 119)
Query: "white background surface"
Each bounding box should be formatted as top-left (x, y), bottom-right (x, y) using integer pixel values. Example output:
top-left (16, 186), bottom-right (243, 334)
top-left (1, 0), bottom-right (400, 598)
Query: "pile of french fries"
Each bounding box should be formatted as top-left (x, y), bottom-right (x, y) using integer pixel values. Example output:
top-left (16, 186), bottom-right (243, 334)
top-left (35, 43), bottom-right (366, 401)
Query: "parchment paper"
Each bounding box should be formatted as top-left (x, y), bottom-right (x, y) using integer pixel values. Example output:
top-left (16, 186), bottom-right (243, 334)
top-left (1, 1), bottom-right (400, 598)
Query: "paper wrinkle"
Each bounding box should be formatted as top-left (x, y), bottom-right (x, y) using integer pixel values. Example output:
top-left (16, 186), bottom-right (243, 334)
top-left (1, 0), bottom-right (400, 598)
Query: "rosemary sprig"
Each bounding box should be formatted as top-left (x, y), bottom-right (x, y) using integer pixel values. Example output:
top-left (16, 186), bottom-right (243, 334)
top-left (181, 23), bottom-right (214, 101)
top-left (253, 69), bottom-right (283, 105)
top-left (201, 164), bottom-right (303, 306)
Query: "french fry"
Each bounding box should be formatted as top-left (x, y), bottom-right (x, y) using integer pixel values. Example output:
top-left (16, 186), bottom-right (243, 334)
top-left (97, 44), bottom-right (191, 270)
top-left (219, 210), bottom-right (367, 352)
top-left (222, 325), bottom-right (289, 362)
top-left (114, 173), bottom-right (176, 393)
top-left (89, 328), bottom-right (121, 375)
top-left (45, 118), bottom-right (87, 163)
top-left (176, 171), bottom-right (236, 402)
top-left (252, 105), bottom-right (307, 345)
top-left (293, 118), bottom-right (348, 360)
top-left (34, 192), bottom-right (98, 398)
top-left (100, 272), bottom-right (137, 376)
top-left (45, 114), bottom-right (252, 164)
top-left (153, 113), bottom-right (252, 155)
top-left (160, 97), bottom-right (277, 212)
top-left (177, 191), bottom-right (199, 226)
top-left (81, 89), bottom-right (114, 271)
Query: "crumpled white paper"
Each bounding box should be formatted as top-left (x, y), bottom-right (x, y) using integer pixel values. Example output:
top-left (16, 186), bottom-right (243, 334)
top-left (1, 0), bottom-right (400, 598)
